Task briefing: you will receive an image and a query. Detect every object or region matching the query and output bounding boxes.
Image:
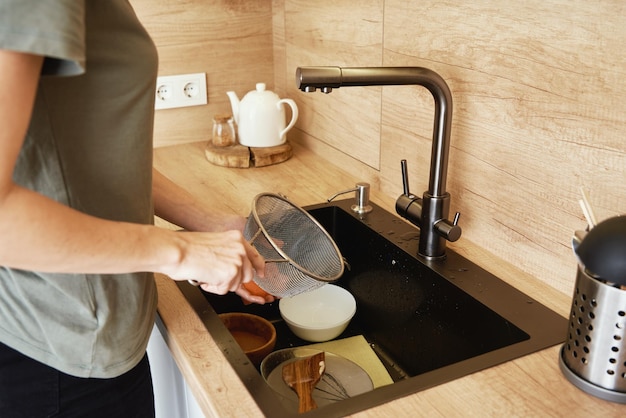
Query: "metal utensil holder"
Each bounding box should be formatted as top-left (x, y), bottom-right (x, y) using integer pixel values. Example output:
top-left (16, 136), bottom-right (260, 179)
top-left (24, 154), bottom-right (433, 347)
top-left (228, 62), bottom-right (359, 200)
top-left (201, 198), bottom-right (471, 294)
top-left (559, 266), bottom-right (626, 403)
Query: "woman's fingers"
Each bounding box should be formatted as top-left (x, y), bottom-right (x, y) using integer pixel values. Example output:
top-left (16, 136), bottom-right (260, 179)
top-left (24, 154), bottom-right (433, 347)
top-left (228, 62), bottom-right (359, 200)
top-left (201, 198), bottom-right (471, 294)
top-left (171, 230), bottom-right (271, 302)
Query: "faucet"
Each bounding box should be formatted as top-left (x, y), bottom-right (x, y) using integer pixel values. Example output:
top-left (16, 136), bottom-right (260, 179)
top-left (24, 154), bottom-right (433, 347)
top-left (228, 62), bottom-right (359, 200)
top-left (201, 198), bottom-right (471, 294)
top-left (296, 66), bottom-right (461, 259)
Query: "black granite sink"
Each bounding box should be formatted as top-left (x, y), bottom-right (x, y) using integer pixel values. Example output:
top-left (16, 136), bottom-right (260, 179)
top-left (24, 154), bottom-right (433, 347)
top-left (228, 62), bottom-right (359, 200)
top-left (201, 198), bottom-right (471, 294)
top-left (177, 198), bottom-right (566, 417)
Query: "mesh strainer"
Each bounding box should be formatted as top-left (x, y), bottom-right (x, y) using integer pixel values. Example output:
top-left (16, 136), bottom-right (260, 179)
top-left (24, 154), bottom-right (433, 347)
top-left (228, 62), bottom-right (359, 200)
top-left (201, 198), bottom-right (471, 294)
top-left (244, 193), bottom-right (344, 298)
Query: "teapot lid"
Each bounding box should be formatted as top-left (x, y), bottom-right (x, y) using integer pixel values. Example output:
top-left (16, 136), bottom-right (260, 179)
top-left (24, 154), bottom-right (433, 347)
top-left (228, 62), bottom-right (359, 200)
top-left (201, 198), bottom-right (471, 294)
top-left (244, 82), bottom-right (278, 100)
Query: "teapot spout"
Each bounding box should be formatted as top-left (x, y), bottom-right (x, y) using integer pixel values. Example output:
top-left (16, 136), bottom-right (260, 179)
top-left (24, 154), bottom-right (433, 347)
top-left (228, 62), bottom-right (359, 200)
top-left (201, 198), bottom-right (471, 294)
top-left (226, 91), bottom-right (240, 123)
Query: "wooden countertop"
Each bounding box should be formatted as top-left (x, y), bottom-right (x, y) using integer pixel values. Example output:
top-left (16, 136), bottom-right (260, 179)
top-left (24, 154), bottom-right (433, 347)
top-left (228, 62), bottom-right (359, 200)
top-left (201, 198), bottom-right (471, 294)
top-left (152, 141), bottom-right (625, 417)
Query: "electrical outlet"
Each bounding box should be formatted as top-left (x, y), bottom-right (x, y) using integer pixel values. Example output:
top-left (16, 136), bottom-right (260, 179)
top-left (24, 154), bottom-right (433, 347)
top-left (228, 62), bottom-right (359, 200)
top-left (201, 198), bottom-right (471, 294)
top-left (154, 72), bottom-right (207, 110)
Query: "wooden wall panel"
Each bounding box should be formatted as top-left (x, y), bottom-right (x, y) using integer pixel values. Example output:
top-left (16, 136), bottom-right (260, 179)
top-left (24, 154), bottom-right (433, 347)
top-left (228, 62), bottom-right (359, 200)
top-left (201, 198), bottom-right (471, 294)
top-left (283, 0), bottom-right (385, 169)
top-left (131, 0), bottom-right (274, 146)
top-left (271, 0), bottom-right (287, 97)
top-left (277, 0), bottom-right (626, 294)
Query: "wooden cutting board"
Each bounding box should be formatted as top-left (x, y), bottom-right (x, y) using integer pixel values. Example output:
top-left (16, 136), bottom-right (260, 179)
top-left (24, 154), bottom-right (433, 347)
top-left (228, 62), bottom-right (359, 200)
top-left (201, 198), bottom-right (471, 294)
top-left (204, 142), bottom-right (292, 168)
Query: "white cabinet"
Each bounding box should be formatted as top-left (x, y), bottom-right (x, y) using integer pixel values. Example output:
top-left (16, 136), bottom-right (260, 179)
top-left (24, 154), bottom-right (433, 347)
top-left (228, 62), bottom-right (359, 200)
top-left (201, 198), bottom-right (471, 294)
top-left (147, 317), bottom-right (206, 418)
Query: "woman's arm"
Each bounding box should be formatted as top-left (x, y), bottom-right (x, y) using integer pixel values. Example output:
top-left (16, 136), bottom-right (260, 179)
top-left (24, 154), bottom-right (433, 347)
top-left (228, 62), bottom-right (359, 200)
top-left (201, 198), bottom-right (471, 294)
top-left (152, 168), bottom-right (273, 302)
top-left (0, 49), bottom-right (266, 302)
top-left (152, 168), bottom-right (245, 233)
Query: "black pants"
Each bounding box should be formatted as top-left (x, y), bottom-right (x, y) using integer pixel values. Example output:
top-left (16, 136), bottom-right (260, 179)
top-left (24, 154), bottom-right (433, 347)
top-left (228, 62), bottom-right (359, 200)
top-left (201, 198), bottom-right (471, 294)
top-left (0, 341), bottom-right (155, 418)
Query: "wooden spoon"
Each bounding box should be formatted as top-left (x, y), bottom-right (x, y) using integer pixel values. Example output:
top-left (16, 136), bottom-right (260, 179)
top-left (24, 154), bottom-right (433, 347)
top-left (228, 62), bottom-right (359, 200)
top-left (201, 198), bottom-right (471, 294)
top-left (282, 352), bottom-right (326, 413)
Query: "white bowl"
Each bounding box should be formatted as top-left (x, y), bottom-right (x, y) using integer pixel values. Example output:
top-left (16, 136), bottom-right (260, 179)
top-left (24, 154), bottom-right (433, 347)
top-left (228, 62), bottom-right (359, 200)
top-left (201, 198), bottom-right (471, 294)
top-left (279, 284), bottom-right (356, 342)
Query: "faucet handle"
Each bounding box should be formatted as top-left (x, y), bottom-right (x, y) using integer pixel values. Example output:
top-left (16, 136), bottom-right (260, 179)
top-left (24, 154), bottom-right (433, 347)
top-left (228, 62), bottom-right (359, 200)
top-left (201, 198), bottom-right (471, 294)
top-left (400, 159), bottom-right (411, 196)
top-left (396, 159), bottom-right (423, 226)
top-left (435, 212), bottom-right (462, 242)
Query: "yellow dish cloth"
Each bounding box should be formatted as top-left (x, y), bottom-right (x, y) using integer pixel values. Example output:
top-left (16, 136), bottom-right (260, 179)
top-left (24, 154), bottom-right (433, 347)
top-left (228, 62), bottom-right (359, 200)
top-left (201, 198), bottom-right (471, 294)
top-left (306, 335), bottom-right (393, 388)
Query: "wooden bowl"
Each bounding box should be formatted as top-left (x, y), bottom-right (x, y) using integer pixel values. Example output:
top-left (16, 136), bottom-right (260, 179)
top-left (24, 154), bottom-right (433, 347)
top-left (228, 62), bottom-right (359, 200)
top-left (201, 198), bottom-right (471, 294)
top-left (219, 312), bottom-right (277, 366)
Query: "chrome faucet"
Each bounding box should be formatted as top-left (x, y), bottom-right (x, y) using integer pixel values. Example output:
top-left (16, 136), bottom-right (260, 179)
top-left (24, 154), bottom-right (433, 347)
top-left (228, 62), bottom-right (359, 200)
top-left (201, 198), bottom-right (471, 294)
top-left (296, 66), bottom-right (461, 259)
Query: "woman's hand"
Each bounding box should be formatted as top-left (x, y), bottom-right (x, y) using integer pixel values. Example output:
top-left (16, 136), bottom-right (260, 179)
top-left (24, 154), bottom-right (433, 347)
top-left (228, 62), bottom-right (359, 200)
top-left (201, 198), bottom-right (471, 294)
top-left (177, 230), bottom-right (276, 304)
top-left (151, 170), bottom-right (277, 304)
top-left (166, 229), bottom-right (264, 292)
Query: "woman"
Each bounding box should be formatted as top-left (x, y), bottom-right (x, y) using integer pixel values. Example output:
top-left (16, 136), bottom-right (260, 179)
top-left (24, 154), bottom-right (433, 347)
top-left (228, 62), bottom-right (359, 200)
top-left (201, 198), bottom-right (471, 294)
top-left (0, 1), bottom-right (269, 416)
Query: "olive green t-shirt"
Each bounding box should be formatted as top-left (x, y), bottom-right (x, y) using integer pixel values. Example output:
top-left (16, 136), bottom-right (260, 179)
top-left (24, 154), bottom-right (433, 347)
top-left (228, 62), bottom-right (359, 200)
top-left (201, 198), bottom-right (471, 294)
top-left (0, 0), bottom-right (159, 378)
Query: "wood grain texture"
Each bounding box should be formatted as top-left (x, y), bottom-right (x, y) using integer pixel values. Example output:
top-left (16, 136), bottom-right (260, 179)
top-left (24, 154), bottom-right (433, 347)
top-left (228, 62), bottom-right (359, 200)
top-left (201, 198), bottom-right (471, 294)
top-left (250, 142), bottom-right (293, 166)
top-left (204, 143), bottom-right (251, 168)
top-left (277, 0), bottom-right (626, 296)
top-left (283, 0), bottom-right (385, 169)
top-left (282, 352), bottom-right (325, 413)
top-left (154, 273), bottom-right (264, 418)
top-left (131, 0), bottom-right (274, 146)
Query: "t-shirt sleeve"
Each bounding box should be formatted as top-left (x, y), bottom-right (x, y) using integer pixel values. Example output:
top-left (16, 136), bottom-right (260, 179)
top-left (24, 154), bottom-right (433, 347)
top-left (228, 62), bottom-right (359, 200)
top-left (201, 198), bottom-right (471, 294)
top-left (0, 0), bottom-right (86, 76)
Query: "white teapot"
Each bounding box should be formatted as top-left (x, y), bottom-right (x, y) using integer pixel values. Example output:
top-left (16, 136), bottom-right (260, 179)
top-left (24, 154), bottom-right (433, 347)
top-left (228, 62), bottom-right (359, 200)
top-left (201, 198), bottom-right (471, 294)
top-left (227, 83), bottom-right (298, 148)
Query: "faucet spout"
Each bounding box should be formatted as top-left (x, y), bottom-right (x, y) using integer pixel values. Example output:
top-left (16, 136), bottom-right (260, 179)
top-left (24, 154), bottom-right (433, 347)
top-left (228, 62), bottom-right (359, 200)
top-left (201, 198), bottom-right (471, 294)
top-left (297, 66), bottom-right (452, 197)
top-left (296, 66), bottom-right (460, 259)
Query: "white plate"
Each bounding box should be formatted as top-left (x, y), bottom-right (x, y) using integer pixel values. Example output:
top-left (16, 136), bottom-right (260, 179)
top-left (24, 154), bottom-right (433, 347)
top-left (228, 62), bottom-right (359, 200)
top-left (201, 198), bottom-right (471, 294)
top-left (261, 348), bottom-right (373, 412)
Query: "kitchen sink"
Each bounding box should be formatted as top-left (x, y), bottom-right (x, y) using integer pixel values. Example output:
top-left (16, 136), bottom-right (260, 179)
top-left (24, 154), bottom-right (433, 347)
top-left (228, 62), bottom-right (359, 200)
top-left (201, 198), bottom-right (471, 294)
top-left (176, 198), bottom-right (566, 417)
